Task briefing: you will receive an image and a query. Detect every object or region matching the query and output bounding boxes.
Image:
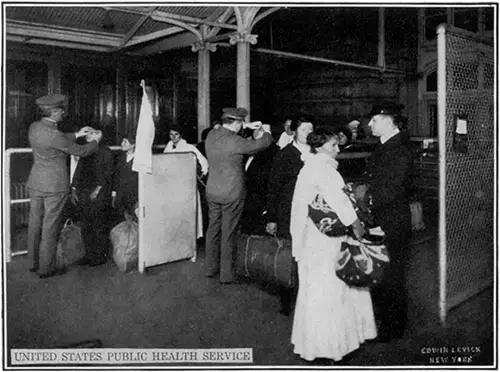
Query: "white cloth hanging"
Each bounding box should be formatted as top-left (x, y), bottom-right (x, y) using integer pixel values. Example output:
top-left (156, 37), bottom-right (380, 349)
top-left (132, 80), bottom-right (155, 174)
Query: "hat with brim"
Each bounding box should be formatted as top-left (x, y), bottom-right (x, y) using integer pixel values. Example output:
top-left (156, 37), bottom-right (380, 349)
top-left (222, 107), bottom-right (248, 120)
top-left (35, 94), bottom-right (67, 109)
top-left (368, 102), bottom-right (403, 117)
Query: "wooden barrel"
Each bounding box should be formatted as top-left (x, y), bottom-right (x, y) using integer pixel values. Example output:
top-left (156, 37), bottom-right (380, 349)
top-left (236, 234), bottom-right (294, 288)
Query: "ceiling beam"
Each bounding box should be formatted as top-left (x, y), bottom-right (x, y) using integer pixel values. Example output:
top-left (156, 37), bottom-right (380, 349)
top-left (207, 7), bottom-right (234, 39)
top-left (252, 7), bottom-right (281, 28)
top-left (151, 8), bottom-right (238, 30)
top-left (104, 6), bottom-right (238, 30)
top-left (233, 7), bottom-right (244, 29)
top-left (253, 47), bottom-right (408, 74)
top-left (6, 35), bottom-right (111, 52)
top-left (243, 7), bottom-right (261, 28)
top-left (149, 14), bottom-right (201, 39)
top-left (6, 35), bottom-right (26, 43)
top-left (204, 33), bottom-right (232, 43)
top-left (131, 31), bottom-right (199, 55)
top-left (6, 20), bottom-right (122, 47)
top-left (115, 6), bottom-right (157, 50)
top-left (124, 27), bottom-right (184, 48)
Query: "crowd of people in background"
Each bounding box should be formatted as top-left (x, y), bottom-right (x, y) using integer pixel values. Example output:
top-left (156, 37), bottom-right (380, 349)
top-left (26, 93), bottom-right (413, 365)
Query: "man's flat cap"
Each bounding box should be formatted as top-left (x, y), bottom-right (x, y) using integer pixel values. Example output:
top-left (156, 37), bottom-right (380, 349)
top-left (35, 94), bottom-right (67, 108)
top-left (368, 102), bottom-right (404, 117)
top-left (222, 107), bottom-right (248, 120)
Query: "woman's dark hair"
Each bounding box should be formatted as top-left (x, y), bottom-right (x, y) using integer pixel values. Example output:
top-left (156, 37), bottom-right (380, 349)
top-left (289, 118), bottom-right (300, 132)
top-left (120, 128), bottom-right (137, 144)
top-left (307, 127), bottom-right (337, 154)
top-left (169, 124), bottom-right (184, 136)
top-left (121, 134), bottom-right (136, 145)
top-left (335, 126), bottom-right (353, 143)
top-left (290, 114), bottom-right (315, 132)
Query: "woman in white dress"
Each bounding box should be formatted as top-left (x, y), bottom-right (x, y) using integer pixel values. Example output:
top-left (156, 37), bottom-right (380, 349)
top-left (290, 127), bottom-right (377, 363)
top-left (164, 126), bottom-right (208, 239)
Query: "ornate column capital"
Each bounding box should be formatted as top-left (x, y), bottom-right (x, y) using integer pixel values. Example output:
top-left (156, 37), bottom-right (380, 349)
top-left (229, 32), bottom-right (258, 45)
top-left (191, 41), bottom-right (217, 53)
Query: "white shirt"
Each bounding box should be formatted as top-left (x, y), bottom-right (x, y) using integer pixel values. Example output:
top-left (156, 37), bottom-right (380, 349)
top-left (277, 132), bottom-right (294, 149)
top-left (292, 141), bottom-right (310, 155)
top-left (380, 128), bottom-right (400, 144)
top-left (164, 138), bottom-right (208, 175)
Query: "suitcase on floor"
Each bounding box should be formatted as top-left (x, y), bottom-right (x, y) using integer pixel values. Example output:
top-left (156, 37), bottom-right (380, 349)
top-left (236, 234), bottom-right (294, 288)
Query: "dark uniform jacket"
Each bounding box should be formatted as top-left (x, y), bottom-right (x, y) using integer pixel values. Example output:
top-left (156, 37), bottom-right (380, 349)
top-left (368, 132), bottom-right (413, 232)
top-left (241, 142), bottom-right (279, 234)
top-left (266, 143), bottom-right (304, 238)
top-left (205, 127), bottom-right (272, 203)
top-left (28, 118), bottom-right (98, 192)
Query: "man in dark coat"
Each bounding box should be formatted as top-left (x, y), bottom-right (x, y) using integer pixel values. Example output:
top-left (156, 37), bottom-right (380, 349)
top-left (265, 118), bottom-right (314, 238)
top-left (240, 131), bottom-right (279, 235)
top-left (71, 129), bottom-right (114, 266)
top-left (265, 118), bottom-right (314, 315)
top-left (204, 107), bottom-right (273, 283)
top-left (358, 103), bottom-right (414, 342)
top-left (27, 94), bottom-right (100, 278)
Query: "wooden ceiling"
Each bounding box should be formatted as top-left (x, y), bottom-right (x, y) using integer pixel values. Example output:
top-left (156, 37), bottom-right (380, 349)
top-left (5, 5), bottom-right (279, 55)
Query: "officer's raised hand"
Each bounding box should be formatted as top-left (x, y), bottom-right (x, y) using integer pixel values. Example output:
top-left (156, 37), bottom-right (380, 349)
top-left (243, 121), bottom-right (262, 130)
top-left (75, 126), bottom-right (94, 138)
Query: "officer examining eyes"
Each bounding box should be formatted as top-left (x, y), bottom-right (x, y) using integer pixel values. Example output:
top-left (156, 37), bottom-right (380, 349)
top-left (204, 107), bottom-right (273, 284)
top-left (27, 94), bottom-right (101, 279)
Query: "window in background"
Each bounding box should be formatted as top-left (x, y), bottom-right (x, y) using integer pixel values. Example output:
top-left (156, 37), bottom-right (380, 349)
top-left (483, 7), bottom-right (494, 34)
top-left (427, 101), bottom-right (438, 138)
top-left (453, 7), bottom-right (479, 33)
top-left (426, 70), bottom-right (437, 92)
top-left (425, 8), bottom-right (448, 41)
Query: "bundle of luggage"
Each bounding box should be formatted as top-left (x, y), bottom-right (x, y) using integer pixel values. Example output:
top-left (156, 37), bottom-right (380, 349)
top-left (109, 215), bottom-right (139, 273)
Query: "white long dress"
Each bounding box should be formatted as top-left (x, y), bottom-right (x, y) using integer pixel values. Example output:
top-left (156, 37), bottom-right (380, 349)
top-left (290, 152), bottom-right (377, 362)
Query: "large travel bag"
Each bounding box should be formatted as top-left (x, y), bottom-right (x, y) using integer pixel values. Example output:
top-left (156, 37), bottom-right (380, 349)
top-left (236, 234), bottom-right (294, 288)
top-left (110, 218), bottom-right (139, 273)
top-left (56, 219), bottom-right (85, 269)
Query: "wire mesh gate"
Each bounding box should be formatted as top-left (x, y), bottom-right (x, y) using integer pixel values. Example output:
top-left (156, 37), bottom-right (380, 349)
top-left (437, 25), bottom-right (495, 323)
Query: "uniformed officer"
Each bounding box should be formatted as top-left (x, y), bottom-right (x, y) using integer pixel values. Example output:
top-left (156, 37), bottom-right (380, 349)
top-left (357, 102), bottom-right (414, 341)
top-left (204, 107), bottom-right (273, 283)
top-left (27, 94), bottom-right (101, 278)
